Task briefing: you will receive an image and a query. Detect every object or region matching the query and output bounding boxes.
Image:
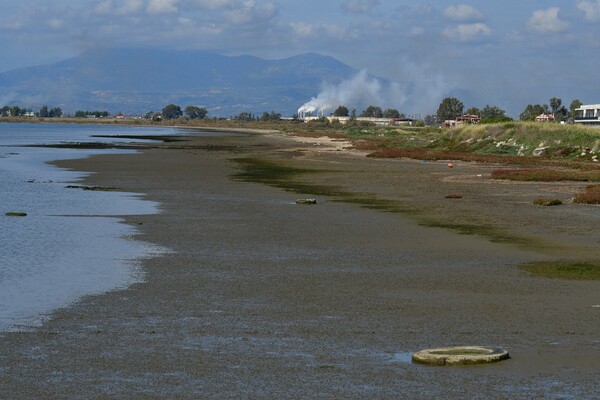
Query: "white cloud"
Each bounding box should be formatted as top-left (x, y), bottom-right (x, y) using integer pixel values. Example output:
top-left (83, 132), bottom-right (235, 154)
top-left (224, 1), bottom-right (277, 25)
top-left (341, 0), bottom-right (380, 14)
top-left (116, 0), bottom-right (144, 15)
top-left (47, 18), bottom-right (64, 29)
top-left (444, 5), bottom-right (484, 22)
top-left (94, 0), bottom-right (113, 14)
top-left (193, 0), bottom-right (233, 9)
top-left (0, 18), bottom-right (25, 30)
top-left (290, 22), bottom-right (313, 38)
top-left (289, 21), bottom-right (354, 41)
top-left (147, 0), bottom-right (179, 14)
top-left (527, 8), bottom-right (568, 33)
top-left (94, 0), bottom-right (144, 15)
top-left (577, 0), bottom-right (600, 22)
top-left (443, 23), bottom-right (491, 42)
top-left (409, 27), bottom-right (424, 37)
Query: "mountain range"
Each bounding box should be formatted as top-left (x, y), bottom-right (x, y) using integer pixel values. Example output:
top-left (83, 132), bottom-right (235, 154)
top-left (0, 48), bottom-right (358, 117)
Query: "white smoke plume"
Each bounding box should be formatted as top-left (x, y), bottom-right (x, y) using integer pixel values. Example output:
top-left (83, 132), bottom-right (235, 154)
top-left (297, 70), bottom-right (406, 118)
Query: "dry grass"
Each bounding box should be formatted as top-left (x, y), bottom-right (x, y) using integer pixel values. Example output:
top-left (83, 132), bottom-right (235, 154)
top-left (573, 184), bottom-right (600, 204)
top-left (491, 168), bottom-right (600, 182)
top-left (365, 147), bottom-right (600, 170)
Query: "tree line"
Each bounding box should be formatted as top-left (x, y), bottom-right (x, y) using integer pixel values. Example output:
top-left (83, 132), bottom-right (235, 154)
top-left (152, 104), bottom-right (284, 122)
top-left (0, 98), bottom-right (587, 124)
top-left (0, 105), bottom-right (63, 117)
top-left (330, 105), bottom-right (406, 119)
top-left (433, 96), bottom-right (583, 125)
top-left (518, 98), bottom-right (582, 122)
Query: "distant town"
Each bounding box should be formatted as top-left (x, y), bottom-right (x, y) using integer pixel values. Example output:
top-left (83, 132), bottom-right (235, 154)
top-left (1, 97), bottom-right (598, 127)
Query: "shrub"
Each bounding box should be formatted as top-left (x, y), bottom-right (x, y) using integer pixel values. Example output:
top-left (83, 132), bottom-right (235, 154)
top-left (532, 197), bottom-right (562, 206)
top-left (573, 184), bottom-right (600, 204)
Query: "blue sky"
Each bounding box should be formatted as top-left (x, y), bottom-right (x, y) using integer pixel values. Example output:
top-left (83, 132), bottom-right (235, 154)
top-left (0, 0), bottom-right (598, 116)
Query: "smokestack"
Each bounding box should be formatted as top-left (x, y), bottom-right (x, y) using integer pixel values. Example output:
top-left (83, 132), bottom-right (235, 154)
top-left (297, 70), bottom-right (402, 120)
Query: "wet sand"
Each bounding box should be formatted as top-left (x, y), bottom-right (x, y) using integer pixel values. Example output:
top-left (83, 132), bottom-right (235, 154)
top-left (0, 130), bottom-right (598, 398)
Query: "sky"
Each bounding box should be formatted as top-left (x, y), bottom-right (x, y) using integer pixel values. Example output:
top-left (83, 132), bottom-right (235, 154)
top-left (0, 0), bottom-right (599, 116)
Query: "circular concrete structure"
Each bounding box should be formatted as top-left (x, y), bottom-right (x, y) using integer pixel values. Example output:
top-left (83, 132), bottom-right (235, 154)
top-left (412, 346), bottom-right (509, 366)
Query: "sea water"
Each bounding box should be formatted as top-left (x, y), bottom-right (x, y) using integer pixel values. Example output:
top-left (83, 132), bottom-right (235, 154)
top-left (0, 123), bottom-right (174, 332)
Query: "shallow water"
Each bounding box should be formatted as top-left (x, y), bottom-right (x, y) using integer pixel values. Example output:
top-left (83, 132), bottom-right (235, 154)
top-left (0, 123), bottom-right (174, 331)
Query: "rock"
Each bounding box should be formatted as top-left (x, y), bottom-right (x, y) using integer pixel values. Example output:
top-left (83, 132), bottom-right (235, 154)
top-left (296, 199), bottom-right (317, 205)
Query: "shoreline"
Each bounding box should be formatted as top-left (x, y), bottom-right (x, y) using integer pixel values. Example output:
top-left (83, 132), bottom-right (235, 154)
top-left (1, 129), bottom-right (598, 398)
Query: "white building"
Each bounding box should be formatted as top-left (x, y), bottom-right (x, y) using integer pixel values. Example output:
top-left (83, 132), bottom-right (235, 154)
top-left (574, 104), bottom-right (600, 125)
top-left (303, 116), bottom-right (415, 126)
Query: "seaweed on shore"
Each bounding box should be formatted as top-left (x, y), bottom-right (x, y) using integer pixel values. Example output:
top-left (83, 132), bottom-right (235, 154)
top-left (91, 135), bottom-right (185, 142)
top-left (25, 142), bottom-right (142, 150)
top-left (65, 185), bottom-right (121, 191)
top-left (230, 156), bottom-right (544, 250)
top-left (519, 260), bottom-right (600, 280)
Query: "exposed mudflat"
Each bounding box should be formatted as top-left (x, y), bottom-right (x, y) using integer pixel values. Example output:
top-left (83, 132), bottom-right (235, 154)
top-left (0, 131), bottom-right (598, 399)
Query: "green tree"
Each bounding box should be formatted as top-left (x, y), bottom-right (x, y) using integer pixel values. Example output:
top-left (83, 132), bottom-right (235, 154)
top-left (569, 99), bottom-right (582, 122)
top-left (549, 98), bottom-right (562, 113)
top-left (549, 97), bottom-right (567, 121)
top-left (39, 106), bottom-right (49, 118)
top-left (519, 104), bottom-right (546, 121)
top-left (423, 114), bottom-right (437, 126)
top-left (350, 108), bottom-right (357, 119)
top-left (184, 105), bottom-right (207, 120)
top-left (49, 107), bottom-right (62, 118)
top-left (259, 111), bottom-right (281, 121)
top-left (360, 105), bottom-right (383, 118)
top-left (333, 105), bottom-right (349, 117)
top-left (465, 107), bottom-right (480, 116)
top-left (235, 112), bottom-right (254, 121)
top-left (436, 97), bottom-right (464, 122)
top-left (258, 111), bottom-right (281, 121)
top-left (162, 104), bottom-right (183, 120)
top-left (11, 106), bottom-right (24, 116)
top-left (480, 105), bottom-right (506, 119)
top-left (383, 108), bottom-right (402, 118)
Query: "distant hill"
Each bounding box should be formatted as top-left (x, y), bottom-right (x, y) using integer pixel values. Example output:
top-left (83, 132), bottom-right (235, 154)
top-left (0, 48), bottom-right (358, 117)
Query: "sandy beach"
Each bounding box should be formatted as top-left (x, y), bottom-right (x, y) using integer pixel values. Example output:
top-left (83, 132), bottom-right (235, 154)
top-left (0, 129), bottom-right (598, 398)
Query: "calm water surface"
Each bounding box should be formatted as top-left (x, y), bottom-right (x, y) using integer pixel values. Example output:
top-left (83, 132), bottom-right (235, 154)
top-left (0, 123), bottom-right (176, 332)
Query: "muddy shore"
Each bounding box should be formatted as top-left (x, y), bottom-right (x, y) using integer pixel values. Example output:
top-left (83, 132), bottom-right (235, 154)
top-left (0, 130), bottom-right (598, 398)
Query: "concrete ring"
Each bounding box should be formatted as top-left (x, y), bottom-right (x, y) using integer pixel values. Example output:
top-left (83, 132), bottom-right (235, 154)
top-left (412, 346), bottom-right (510, 366)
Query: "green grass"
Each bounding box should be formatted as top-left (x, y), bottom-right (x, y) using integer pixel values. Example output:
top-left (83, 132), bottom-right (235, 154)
top-left (356, 122), bottom-right (600, 164)
top-left (520, 260), bottom-right (600, 280)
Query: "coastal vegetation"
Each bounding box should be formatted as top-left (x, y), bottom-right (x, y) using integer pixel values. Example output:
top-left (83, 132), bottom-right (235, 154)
top-left (519, 260), bottom-right (600, 280)
top-left (532, 198), bottom-right (563, 206)
top-left (5, 212), bottom-right (27, 217)
top-left (573, 184), bottom-right (600, 204)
